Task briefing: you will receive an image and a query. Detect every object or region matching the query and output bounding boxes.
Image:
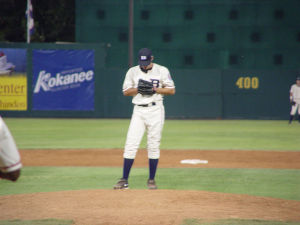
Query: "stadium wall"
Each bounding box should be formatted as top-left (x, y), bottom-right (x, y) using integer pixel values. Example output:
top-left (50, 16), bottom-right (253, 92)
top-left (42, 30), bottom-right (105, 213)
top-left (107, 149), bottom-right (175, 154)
top-left (0, 42), bottom-right (296, 119)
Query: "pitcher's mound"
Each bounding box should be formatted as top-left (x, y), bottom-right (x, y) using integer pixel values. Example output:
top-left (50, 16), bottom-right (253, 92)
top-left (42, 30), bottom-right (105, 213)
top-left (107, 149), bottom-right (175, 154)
top-left (1, 189), bottom-right (300, 225)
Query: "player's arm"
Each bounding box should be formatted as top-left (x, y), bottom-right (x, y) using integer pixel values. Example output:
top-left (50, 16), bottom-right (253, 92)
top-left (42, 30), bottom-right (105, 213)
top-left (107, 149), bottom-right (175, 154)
top-left (0, 169), bottom-right (21, 182)
top-left (290, 86), bottom-right (294, 102)
top-left (123, 88), bottom-right (138, 96)
top-left (154, 87), bottom-right (175, 95)
top-left (289, 87), bottom-right (297, 105)
top-left (290, 92), bottom-right (295, 105)
top-left (158, 67), bottom-right (175, 95)
top-left (122, 69), bottom-right (137, 96)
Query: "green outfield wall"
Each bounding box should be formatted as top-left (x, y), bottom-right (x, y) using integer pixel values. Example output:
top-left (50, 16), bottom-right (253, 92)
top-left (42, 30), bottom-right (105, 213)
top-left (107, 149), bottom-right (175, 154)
top-left (82, 67), bottom-right (296, 119)
top-left (0, 42), bottom-right (297, 119)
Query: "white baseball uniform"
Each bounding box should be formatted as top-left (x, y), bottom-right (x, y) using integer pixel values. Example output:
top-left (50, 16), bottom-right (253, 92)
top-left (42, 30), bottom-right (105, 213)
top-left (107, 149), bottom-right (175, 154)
top-left (0, 117), bottom-right (22, 173)
top-left (122, 63), bottom-right (175, 159)
top-left (290, 84), bottom-right (300, 115)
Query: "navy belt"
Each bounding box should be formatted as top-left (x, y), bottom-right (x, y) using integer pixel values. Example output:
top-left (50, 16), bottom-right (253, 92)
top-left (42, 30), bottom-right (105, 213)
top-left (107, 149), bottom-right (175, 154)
top-left (137, 102), bottom-right (156, 107)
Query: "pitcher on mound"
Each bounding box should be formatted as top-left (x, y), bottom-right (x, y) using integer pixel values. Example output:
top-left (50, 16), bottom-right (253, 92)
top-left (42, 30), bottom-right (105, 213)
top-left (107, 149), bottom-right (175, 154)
top-left (114, 48), bottom-right (175, 190)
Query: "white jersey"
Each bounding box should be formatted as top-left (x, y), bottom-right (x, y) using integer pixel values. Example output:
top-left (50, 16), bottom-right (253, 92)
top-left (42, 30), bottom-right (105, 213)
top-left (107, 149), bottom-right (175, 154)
top-left (122, 63), bottom-right (175, 105)
top-left (290, 84), bottom-right (300, 102)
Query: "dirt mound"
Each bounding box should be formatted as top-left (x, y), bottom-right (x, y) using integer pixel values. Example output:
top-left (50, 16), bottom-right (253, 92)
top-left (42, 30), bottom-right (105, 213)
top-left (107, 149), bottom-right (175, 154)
top-left (1, 190), bottom-right (300, 225)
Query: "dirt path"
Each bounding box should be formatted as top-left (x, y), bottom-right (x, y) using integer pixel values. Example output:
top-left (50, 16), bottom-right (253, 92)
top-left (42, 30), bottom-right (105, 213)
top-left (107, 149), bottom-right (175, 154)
top-left (1, 149), bottom-right (300, 225)
top-left (20, 149), bottom-right (300, 169)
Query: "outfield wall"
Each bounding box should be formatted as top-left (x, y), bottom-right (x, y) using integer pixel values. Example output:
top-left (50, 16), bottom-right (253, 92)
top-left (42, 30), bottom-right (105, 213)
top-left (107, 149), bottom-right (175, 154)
top-left (99, 68), bottom-right (296, 119)
top-left (0, 43), bottom-right (297, 119)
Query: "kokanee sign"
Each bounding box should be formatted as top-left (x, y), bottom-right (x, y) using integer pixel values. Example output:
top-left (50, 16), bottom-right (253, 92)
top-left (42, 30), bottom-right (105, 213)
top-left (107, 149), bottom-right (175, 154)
top-left (34, 70), bottom-right (94, 93)
top-left (32, 50), bottom-right (95, 111)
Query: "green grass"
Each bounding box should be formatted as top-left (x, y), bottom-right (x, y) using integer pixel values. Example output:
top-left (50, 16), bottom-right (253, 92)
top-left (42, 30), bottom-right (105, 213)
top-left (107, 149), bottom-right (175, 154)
top-left (181, 219), bottom-right (300, 225)
top-left (1, 167), bottom-right (299, 200)
top-left (3, 118), bottom-right (300, 151)
top-left (0, 219), bottom-right (73, 225)
top-left (4, 118), bottom-right (129, 149)
top-left (163, 120), bottom-right (300, 151)
top-left (157, 168), bottom-right (300, 200)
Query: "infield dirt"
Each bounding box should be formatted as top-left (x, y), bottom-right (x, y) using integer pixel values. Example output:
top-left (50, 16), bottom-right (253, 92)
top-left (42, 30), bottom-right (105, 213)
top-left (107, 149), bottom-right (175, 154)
top-left (0, 149), bottom-right (299, 225)
top-left (20, 149), bottom-right (300, 169)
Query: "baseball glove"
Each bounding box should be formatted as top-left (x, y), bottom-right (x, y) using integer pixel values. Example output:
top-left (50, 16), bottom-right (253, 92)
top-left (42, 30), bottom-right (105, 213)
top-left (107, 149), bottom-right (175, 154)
top-left (138, 79), bottom-right (155, 95)
top-left (291, 101), bottom-right (296, 106)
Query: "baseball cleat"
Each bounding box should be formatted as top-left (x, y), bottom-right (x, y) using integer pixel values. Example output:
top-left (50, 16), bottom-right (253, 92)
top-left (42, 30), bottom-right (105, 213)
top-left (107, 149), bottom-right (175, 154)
top-left (114, 178), bottom-right (129, 189)
top-left (147, 179), bottom-right (157, 190)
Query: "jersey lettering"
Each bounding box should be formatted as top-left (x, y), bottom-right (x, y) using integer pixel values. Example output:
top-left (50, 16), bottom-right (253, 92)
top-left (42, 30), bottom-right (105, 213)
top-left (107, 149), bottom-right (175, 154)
top-left (151, 79), bottom-right (160, 88)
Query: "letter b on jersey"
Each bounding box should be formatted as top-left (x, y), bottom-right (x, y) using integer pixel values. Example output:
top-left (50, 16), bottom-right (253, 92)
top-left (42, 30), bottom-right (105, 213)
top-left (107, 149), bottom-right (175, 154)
top-left (151, 79), bottom-right (160, 88)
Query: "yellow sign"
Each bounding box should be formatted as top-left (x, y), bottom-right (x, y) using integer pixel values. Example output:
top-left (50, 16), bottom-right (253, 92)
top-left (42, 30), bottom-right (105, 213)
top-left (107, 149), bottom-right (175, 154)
top-left (0, 75), bottom-right (27, 110)
top-left (236, 76), bottom-right (259, 89)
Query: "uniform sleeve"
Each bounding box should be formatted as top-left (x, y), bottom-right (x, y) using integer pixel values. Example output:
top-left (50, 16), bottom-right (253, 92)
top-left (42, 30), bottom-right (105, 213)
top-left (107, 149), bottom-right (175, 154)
top-left (161, 67), bottom-right (175, 88)
top-left (290, 85), bottom-right (295, 93)
top-left (122, 68), bottom-right (135, 92)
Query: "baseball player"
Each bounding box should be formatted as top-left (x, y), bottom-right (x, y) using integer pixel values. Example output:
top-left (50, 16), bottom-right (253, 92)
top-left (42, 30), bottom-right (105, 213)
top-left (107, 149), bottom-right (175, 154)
top-left (114, 48), bottom-right (175, 189)
top-left (0, 116), bottom-right (22, 181)
top-left (289, 77), bottom-right (300, 124)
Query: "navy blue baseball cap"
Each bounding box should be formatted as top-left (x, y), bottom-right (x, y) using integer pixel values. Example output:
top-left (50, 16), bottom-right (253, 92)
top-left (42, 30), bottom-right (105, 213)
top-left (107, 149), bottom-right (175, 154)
top-left (138, 48), bottom-right (152, 66)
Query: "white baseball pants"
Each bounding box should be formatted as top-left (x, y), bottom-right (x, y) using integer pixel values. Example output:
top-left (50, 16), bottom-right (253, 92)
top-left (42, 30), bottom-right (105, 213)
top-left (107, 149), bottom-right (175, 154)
top-left (0, 117), bottom-right (22, 173)
top-left (124, 102), bottom-right (165, 159)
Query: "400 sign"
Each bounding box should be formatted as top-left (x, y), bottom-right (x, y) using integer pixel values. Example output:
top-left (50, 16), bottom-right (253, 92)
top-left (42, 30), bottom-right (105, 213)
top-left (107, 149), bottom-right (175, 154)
top-left (236, 76), bottom-right (259, 90)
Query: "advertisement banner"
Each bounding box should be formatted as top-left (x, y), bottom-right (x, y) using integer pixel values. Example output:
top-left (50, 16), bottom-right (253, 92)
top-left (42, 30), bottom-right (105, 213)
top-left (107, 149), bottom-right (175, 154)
top-left (32, 50), bottom-right (95, 111)
top-left (0, 48), bottom-right (27, 111)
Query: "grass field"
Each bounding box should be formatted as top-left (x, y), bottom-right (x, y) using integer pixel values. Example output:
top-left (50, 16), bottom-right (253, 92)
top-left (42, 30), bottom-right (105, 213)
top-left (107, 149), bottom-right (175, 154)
top-left (1, 167), bottom-right (299, 200)
top-left (4, 118), bottom-right (300, 151)
top-left (1, 118), bottom-right (300, 225)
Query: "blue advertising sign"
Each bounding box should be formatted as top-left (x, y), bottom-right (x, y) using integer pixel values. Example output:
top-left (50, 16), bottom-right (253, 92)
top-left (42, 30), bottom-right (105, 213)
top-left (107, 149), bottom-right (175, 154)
top-left (32, 50), bottom-right (95, 111)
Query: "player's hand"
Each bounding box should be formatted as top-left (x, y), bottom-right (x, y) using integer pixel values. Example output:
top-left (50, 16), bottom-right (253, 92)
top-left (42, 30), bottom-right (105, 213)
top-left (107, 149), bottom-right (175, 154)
top-left (138, 79), bottom-right (155, 95)
top-left (291, 101), bottom-right (296, 106)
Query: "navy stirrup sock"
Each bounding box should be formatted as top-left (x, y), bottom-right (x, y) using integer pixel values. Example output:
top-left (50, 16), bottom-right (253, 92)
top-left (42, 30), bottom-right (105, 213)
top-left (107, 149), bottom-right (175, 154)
top-left (123, 158), bottom-right (134, 180)
top-left (149, 158), bottom-right (159, 180)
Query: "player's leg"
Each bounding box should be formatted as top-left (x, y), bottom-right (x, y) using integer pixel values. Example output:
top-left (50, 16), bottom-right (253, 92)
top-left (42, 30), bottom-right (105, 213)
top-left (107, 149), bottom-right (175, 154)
top-left (289, 104), bottom-right (297, 123)
top-left (114, 107), bottom-right (146, 189)
top-left (145, 104), bottom-right (165, 189)
top-left (0, 117), bottom-right (22, 182)
top-left (297, 103), bottom-right (300, 123)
